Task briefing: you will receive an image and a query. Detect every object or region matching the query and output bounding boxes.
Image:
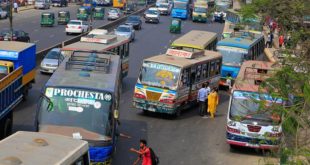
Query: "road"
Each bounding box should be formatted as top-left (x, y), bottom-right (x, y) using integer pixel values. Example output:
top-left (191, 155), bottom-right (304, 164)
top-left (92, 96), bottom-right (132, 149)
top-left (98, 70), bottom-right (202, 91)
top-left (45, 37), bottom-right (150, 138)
top-left (0, 4), bottom-right (126, 51)
top-left (10, 11), bottom-right (266, 165)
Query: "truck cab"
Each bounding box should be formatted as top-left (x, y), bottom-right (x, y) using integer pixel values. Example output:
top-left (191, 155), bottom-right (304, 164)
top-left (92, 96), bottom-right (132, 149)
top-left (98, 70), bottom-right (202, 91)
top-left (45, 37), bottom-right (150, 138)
top-left (0, 61), bottom-right (14, 80)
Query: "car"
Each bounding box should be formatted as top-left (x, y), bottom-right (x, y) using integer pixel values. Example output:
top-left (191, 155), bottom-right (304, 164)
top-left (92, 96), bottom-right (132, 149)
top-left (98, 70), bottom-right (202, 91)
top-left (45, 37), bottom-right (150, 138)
top-left (65, 20), bottom-right (89, 35)
top-left (115, 24), bottom-right (135, 42)
top-left (40, 48), bottom-right (65, 74)
top-left (0, 8), bottom-right (7, 19)
top-left (107, 8), bottom-right (122, 20)
top-left (125, 15), bottom-right (142, 30)
top-left (157, 2), bottom-right (171, 15)
top-left (0, 30), bottom-right (30, 42)
top-left (144, 8), bottom-right (160, 23)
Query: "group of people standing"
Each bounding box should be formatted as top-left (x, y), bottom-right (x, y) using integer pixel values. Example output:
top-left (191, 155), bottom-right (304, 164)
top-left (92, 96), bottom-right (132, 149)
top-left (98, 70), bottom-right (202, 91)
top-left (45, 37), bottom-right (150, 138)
top-left (197, 82), bottom-right (219, 119)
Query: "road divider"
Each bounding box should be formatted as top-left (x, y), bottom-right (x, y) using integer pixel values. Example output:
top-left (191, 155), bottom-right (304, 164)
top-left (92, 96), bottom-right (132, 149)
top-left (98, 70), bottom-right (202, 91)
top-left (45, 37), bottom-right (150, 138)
top-left (35, 5), bottom-right (152, 63)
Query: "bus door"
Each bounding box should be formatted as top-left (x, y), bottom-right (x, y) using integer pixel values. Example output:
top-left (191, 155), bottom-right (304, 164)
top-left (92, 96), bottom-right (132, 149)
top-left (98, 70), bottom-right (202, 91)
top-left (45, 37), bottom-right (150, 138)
top-left (189, 66), bottom-right (197, 101)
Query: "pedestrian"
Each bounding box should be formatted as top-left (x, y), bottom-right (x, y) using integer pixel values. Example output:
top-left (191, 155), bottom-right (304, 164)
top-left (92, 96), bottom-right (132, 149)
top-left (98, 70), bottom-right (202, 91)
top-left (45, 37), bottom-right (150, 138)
top-left (270, 32), bottom-right (274, 48)
top-left (130, 139), bottom-right (152, 165)
top-left (279, 34), bottom-right (284, 48)
top-left (13, 1), bottom-right (18, 13)
top-left (225, 73), bottom-right (232, 92)
top-left (220, 12), bottom-right (224, 24)
top-left (197, 83), bottom-right (207, 116)
top-left (269, 20), bottom-right (273, 30)
top-left (266, 33), bottom-right (271, 48)
top-left (208, 87), bottom-right (219, 119)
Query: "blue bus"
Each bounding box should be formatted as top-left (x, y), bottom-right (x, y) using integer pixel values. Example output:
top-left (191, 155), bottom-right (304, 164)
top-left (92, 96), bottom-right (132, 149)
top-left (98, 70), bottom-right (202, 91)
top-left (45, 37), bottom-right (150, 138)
top-left (171, 0), bottom-right (189, 19)
top-left (216, 31), bottom-right (265, 87)
top-left (36, 51), bottom-right (121, 164)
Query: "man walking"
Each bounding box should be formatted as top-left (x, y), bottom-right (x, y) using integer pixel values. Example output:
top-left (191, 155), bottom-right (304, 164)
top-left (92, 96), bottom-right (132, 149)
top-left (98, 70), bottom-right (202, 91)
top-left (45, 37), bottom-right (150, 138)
top-left (130, 139), bottom-right (152, 165)
top-left (197, 83), bottom-right (208, 116)
top-left (13, 1), bottom-right (18, 13)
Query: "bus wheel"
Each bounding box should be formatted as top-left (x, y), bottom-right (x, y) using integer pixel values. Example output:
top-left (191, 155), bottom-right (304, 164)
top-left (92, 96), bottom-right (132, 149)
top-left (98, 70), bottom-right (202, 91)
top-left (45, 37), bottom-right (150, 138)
top-left (142, 109), bottom-right (149, 115)
top-left (3, 118), bottom-right (12, 138)
top-left (174, 109), bottom-right (181, 118)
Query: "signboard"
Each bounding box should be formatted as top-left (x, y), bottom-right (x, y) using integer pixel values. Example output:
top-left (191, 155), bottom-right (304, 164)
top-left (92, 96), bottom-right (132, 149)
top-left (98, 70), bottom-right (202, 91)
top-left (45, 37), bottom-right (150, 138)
top-left (217, 46), bottom-right (248, 54)
top-left (0, 50), bottom-right (19, 59)
top-left (166, 49), bottom-right (203, 59)
top-left (80, 35), bottom-right (116, 44)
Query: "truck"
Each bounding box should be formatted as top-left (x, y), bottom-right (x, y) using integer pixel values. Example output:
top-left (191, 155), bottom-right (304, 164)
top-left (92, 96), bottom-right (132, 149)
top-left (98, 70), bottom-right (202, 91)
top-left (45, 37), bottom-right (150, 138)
top-left (0, 41), bottom-right (36, 139)
top-left (51, 0), bottom-right (68, 7)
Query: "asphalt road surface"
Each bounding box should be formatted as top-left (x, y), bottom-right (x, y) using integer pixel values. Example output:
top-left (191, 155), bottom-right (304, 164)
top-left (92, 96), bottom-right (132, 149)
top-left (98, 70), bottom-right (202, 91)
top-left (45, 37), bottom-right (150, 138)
top-left (10, 11), bottom-right (267, 165)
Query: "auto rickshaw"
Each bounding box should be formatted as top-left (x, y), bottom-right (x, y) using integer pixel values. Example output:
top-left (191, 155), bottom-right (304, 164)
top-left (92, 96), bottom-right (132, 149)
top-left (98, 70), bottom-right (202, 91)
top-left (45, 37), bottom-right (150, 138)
top-left (77, 7), bottom-right (89, 21)
top-left (41, 12), bottom-right (55, 27)
top-left (58, 11), bottom-right (70, 25)
top-left (93, 7), bottom-right (105, 20)
top-left (169, 19), bottom-right (181, 33)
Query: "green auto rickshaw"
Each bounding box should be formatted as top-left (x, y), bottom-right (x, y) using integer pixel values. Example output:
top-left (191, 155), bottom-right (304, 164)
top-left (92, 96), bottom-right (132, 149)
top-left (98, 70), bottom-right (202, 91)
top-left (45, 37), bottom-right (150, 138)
top-left (41, 12), bottom-right (55, 27)
top-left (170, 19), bottom-right (181, 33)
top-left (77, 7), bottom-right (89, 21)
top-left (93, 7), bottom-right (105, 20)
top-left (58, 11), bottom-right (70, 25)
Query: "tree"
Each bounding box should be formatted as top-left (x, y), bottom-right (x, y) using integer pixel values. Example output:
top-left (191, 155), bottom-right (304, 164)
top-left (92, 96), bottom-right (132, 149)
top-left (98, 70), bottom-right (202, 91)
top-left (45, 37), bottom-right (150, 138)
top-left (239, 0), bottom-right (310, 164)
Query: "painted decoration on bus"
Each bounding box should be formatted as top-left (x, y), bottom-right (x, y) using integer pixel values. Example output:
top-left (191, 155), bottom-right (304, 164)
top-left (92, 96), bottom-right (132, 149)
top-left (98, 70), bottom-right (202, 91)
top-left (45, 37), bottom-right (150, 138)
top-left (141, 62), bottom-right (181, 90)
top-left (217, 46), bottom-right (248, 54)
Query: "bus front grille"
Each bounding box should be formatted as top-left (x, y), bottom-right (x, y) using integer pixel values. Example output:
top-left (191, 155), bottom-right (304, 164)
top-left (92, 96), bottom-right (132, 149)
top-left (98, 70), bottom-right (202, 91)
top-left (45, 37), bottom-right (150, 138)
top-left (146, 91), bottom-right (161, 101)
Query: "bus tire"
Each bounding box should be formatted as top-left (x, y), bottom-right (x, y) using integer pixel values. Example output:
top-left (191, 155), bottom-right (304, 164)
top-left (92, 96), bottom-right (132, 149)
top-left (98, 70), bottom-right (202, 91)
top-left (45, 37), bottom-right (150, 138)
top-left (174, 108), bottom-right (181, 118)
top-left (142, 109), bottom-right (149, 115)
top-left (229, 144), bottom-right (238, 151)
top-left (3, 118), bottom-right (12, 138)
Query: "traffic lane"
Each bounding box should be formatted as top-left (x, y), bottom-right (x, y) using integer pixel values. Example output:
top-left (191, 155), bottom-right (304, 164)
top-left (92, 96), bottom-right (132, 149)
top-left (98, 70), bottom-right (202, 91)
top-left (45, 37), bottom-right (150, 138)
top-left (114, 17), bottom-right (264, 164)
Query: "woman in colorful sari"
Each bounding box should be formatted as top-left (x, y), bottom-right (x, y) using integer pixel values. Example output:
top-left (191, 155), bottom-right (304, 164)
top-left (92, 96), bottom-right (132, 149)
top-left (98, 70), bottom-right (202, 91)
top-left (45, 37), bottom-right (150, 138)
top-left (208, 87), bottom-right (219, 119)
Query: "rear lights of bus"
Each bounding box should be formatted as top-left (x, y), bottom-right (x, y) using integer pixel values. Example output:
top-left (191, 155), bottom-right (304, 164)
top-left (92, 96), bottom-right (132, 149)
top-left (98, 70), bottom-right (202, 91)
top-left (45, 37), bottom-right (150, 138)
top-left (134, 93), bottom-right (146, 99)
top-left (226, 126), bottom-right (241, 134)
top-left (159, 99), bottom-right (175, 104)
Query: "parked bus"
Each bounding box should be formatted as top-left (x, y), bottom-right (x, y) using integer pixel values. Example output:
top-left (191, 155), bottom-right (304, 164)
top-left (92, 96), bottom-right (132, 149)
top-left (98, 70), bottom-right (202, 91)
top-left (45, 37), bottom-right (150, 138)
top-left (171, 0), bottom-right (189, 19)
top-left (0, 131), bottom-right (90, 165)
top-left (133, 49), bottom-right (222, 116)
top-left (170, 30), bottom-right (218, 51)
top-left (113, 0), bottom-right (126, 8)
top-left (61, 32), bottom-right (130, 78)
top-left (216, 31), bottom-right (265, 88)
top-left (227, 61), bottom-right (282, 149)
top-left (36, 51), bottom-right (121, 164)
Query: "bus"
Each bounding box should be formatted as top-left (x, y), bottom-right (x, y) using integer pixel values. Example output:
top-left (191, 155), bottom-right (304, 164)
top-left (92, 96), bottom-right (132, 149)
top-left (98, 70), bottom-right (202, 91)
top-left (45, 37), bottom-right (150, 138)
top-left (61, 33), bottom-right (130, 78)
top-left (0, 131), bottom-right (90, 165)
top-left (113, 0), bottom-right (126, 8)
top-left (36, 51), bottom-right (121, 164)
top-left (216, 31), bottom-right (265, 88)
top-left (171, 0), bottom-right (189, 19)
top-left (170, 30), bottom-right (218, 51)
top-left (133, 49), bottom-right (222, 116)
top-left (227, 60), bottom-right (282, 149)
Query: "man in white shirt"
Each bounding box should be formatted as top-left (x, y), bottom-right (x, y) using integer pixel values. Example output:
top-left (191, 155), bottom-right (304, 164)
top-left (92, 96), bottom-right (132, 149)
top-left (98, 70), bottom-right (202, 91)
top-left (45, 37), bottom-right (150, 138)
top-left (13, 2), bottom-right (18, 13)
top-left (197, 83), bottom-right (208, 116)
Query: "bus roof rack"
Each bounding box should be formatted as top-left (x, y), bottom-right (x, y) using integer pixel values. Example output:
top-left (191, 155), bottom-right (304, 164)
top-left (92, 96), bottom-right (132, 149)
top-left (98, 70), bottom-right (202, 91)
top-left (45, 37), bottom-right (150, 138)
top-left (243, 62), bottom-right (276, 84)
top-left (65, 51), bottom-right (111, 73)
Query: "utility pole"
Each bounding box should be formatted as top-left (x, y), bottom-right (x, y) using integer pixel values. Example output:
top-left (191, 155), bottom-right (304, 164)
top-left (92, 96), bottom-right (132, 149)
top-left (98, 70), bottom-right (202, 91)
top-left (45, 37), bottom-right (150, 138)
top-left (8, 0), bottom-right (13, 40)
top-left (89, 0), bottom-right (93, 31)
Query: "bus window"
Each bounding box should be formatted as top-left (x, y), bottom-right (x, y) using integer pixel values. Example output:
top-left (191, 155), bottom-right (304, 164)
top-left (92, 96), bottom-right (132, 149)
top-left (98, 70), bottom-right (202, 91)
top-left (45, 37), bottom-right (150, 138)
top-left (118, 45), bottom-right (124, 59)
top-left (202, 63), bottom-right (209, 79)
top-left (195, 64), bottom-right (202, 82)
top-left (181, 68), bottom-right (190, 87)
top-left (209, 60), bottom-right (221, 77)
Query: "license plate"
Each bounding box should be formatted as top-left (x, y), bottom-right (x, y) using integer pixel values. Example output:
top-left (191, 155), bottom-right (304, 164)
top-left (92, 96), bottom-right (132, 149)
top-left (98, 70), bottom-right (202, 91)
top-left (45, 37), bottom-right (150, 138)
top-left (4, 38), bottom-right (8, 41)
top-left (148, 105), bottom-right (156, 112)
top-left (247, 133), bottom-right (259, 137)
top-left (49, 70), bottom-right (54, 73)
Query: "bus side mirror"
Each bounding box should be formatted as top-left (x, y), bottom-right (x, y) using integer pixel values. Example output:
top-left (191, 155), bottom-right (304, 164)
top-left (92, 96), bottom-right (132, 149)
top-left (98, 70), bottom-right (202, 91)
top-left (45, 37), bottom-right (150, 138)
top-left (40, 94), bottom-right (53, 112)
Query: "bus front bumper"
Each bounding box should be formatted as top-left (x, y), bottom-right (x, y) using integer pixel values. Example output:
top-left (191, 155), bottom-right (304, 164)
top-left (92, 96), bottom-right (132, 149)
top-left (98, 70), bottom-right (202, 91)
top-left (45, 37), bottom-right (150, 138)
top-left (226, 132), bottom-right (280, 149)
top-left (133, 99), bottom-right (176, 114)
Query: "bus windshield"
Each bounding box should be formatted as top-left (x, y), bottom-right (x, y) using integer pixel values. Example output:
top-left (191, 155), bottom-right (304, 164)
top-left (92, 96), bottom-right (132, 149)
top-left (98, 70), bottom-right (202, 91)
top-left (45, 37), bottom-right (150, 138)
top-left (194, 7), bottom-right (207, 13)
top-left (173, 2), bottom-right (187, 9)
top-left (139, 61), bottom-right (181, 90)
top-left (217, 46), bottom-right (248, 66)
top-left (230, 91), bottom-right (282, 125)
top-left (38, 87), bottom-right (113, 138)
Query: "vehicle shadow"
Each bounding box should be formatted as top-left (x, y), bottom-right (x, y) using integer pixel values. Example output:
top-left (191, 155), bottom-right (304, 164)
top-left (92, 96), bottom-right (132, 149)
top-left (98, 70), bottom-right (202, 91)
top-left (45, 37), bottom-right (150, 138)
top-left (113, 119), bottom-right (148, 165)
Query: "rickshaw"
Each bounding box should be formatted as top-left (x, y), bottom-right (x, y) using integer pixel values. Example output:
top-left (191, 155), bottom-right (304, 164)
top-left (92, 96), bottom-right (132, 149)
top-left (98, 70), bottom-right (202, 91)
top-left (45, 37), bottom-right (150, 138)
top-left (77, 7), bottom-right (89, 21)
top-left (57, 11), bottom-right (70, 25)
top-left (169, 19), bottom-right (181, 33)
top-left (40, 12), bottom-right (55, 27)
top-left (93, 7), bottom-right (105, 20)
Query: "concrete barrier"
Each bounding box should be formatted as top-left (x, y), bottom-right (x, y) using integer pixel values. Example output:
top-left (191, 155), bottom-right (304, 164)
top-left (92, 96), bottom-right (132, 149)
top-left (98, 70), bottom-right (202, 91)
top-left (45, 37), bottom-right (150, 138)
top-left (36, 4), bottom-right (152, 62)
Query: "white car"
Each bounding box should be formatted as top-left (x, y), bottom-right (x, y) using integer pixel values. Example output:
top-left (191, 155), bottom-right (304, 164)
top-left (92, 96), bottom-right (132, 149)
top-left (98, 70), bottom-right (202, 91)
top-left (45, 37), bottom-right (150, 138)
top-left (107, 8), bottom-right (122, 20)
top-left (157, 2), bottom-right (171, 15)
top-left (144, 8), bottom-right (160, 23)
top-left (0, 8), bottom-right (8, 19)
top-left (114, 24), bottom-right (135, 42)
top-left (66, 20), bottom-right (89, 35)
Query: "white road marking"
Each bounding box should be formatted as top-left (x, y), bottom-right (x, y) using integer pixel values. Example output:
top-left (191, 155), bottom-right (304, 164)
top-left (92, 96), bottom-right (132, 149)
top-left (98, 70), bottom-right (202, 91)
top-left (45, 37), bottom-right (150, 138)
top-left (34, 40), bottom-right (39, 43)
